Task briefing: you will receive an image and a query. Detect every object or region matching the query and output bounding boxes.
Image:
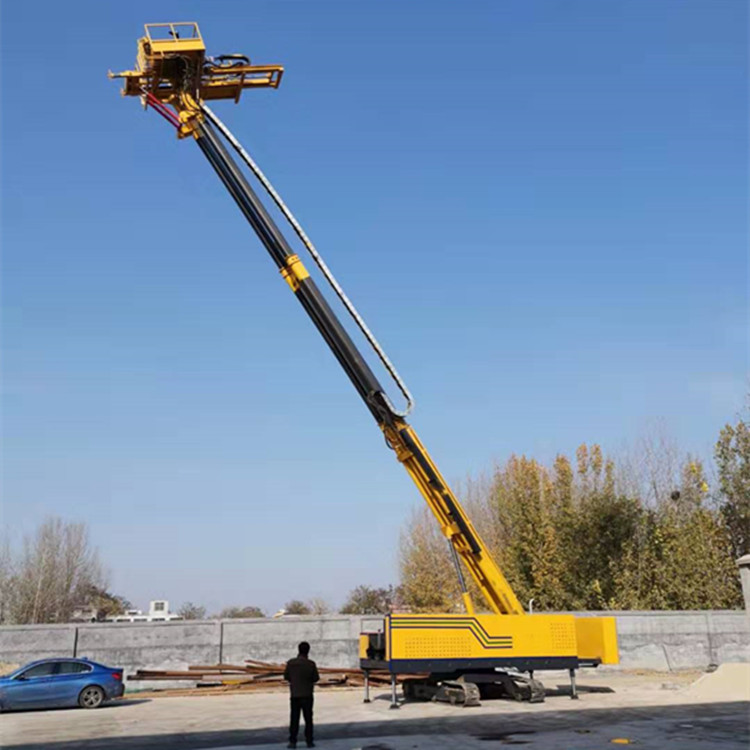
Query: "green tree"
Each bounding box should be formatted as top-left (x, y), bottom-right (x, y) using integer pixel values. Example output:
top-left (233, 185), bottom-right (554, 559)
top-left (284, 600), bottom-right (311, 615)
top-left (549, 454), bottom-right (584, 609)
top-left (614, 459), bottom-right (741, 609)
top-left (614, 509), bottom-right (668, 609)
top-left (399, 438), bottom-right (743, 613)
top-left (664, 459), bottom-right (740, 608)
top-left (571, 448), bottom-right (642, 609)
top-left (715, 417), bottom-right (750, 559)
top-left (490, 455), bottom-right (568, 610)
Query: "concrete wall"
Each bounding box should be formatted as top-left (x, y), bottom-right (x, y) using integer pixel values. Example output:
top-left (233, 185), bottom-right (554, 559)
top-left (1, 612), bottom-right (747, 684)
top-left (587, 611), bottom-right (750, 671)
top-left (221, 615), bottom-right (380, 669)
top-left (0, 624), bottom-right (77, 666)
top-left (76, 620), bottom-right (222, 674)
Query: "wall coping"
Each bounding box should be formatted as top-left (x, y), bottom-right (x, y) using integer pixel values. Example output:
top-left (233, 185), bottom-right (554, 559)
top-left (1, 610), bottom-right (746, 631)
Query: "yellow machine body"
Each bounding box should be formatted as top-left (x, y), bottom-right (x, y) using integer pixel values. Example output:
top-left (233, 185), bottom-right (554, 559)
top-left (574, 614), bottom-right (620, 664)
top-left (360, 614), bottom-right (618, 673)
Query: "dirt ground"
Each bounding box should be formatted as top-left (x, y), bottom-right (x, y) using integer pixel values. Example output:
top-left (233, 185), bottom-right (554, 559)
top-left (2, 667), bottom-right (748, 750)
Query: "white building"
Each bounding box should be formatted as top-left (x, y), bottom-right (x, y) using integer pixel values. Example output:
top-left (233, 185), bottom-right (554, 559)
top-left (106, 600), bottom-right (183, 623)
top-left (71, 605), bottom-right (99, 623)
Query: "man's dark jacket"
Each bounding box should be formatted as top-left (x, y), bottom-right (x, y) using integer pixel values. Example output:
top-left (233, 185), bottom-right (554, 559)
top-left (284, 656), bottom-right (320, 698)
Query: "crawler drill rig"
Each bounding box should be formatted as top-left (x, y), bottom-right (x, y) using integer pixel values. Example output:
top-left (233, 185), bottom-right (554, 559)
top-left (111, 23), bottom-right (618, 707)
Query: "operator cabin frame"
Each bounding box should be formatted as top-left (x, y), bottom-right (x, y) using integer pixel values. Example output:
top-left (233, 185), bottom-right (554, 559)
top-left (111, 23), bottom-right (618, 707)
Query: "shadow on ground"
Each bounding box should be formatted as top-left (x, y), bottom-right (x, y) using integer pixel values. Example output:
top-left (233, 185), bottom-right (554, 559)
top-left (545, 684), bottom-right (615, 696)
top-left (2, 699), bottom-right (151, 715)
top-left (10, 701), bottom-right (749, 750)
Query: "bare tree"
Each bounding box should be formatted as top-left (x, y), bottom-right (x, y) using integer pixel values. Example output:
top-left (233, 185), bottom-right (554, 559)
top-left (178, 602), bottom-right (207, 620)
top-left (0, 535), bottom-right (14, 624)
top-left (7, 518), bottom-right (106, 624)
top-left (306, 597), bottom-right (330, 615)
top-left (617, 422), bottom-right (682, 506)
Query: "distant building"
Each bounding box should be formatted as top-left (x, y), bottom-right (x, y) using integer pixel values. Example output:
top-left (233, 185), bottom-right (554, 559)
top-left (71, 605), bottom-right (99, 623)
top-left (106, 600), bottom-right (183, 623)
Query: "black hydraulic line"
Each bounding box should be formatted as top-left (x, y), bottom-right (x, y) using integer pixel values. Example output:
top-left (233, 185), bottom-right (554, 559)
top-left (398, 428), bottom-right (482, 555)
top-left (449, 542), bottom-right (470, 593)
top-left (194, 120), bottom-right (391, 423)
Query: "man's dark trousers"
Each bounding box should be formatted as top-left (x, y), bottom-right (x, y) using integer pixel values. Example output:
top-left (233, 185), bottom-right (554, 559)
top-left (289, 696), bottom-right (313, 746)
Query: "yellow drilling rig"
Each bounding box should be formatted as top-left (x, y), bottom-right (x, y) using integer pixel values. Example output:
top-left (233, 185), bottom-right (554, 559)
top-left (111, 23), bottom-right (618, 707)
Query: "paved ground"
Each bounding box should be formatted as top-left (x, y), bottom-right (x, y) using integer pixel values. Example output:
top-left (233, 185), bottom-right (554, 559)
top-left (2, 669), bottom-right (748, 750)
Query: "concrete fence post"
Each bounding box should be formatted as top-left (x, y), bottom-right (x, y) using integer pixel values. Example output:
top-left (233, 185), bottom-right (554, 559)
top-left (219, 621), bottom-right (224, 665)
top-left (737, 555), bottom-right (750, 615)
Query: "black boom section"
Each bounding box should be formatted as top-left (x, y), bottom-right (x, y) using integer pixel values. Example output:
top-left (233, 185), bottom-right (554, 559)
top-left (195, 121), bottom-right (389, 423)
top-left (195, 122), bottom-right (288, 268)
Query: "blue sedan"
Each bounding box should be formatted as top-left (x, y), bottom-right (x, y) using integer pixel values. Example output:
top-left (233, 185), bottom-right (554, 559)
top-left (0, 658), bottom-right (125, 711)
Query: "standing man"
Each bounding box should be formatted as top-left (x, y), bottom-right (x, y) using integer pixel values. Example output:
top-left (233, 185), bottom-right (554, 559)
top-left (283, 641), bottom-right (320, 748)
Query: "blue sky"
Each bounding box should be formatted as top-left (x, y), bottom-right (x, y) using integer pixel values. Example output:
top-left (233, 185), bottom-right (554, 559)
top-left (2, 1), bottom-right (747, 615)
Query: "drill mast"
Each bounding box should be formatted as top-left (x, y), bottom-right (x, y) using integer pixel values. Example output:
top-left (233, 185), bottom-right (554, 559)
top-left (111, 26), bottom-right (619, 705)
top-left (111, 23), bottom-right (523, 616)
top-left (109, 23), bottom-right (523, 614)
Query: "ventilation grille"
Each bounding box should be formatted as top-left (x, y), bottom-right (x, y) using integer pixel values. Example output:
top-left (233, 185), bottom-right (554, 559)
top-left (549, 621), bottom-right (576, 652)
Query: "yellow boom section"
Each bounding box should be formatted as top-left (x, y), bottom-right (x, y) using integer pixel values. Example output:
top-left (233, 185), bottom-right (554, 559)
top-left (385, 421), bottom-right (524, 615)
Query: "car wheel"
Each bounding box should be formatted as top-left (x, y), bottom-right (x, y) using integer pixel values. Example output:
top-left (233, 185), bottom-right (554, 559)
top-left (78, 685), bottom-right (105, 709)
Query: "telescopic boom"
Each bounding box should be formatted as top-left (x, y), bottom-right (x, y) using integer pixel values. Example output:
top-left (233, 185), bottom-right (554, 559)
top-left (110, 22), bottom-right (524, 616)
